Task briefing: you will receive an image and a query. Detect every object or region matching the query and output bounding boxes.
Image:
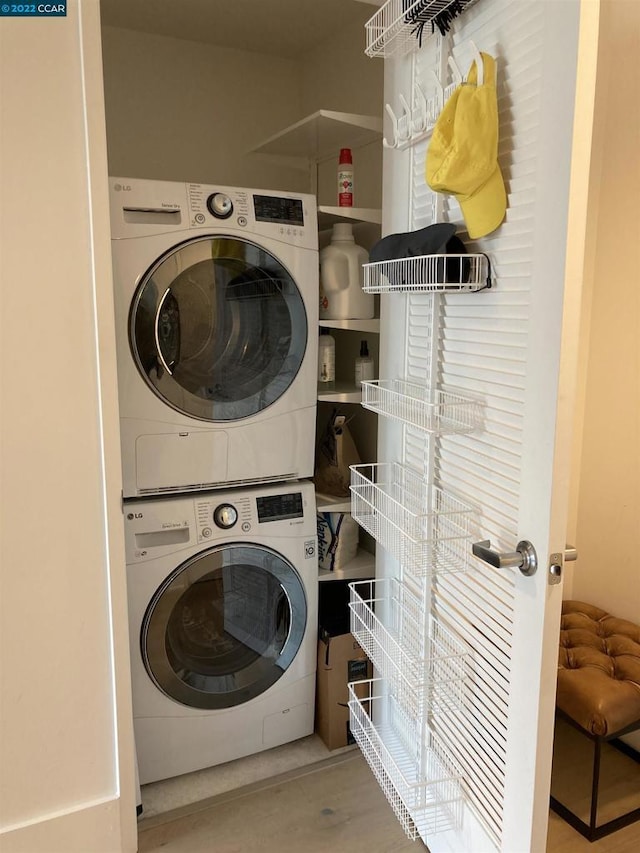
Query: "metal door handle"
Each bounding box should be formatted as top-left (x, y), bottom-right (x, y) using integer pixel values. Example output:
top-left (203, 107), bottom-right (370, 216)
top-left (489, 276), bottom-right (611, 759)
top-left (472, 539), bottom-right (538, 576)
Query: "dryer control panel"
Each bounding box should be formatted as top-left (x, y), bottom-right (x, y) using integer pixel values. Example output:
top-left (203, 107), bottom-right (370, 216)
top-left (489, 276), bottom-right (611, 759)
top-left (186, 182), bottom-right (318, 250)
top-left (108, 177), bottom-right (317, 250)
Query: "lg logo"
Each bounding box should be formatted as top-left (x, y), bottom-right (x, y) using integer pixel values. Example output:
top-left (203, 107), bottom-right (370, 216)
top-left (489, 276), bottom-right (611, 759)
top-left (113, 183), bottom-right (132, 192)
top-left (127, 512), bottom-right (143, 520)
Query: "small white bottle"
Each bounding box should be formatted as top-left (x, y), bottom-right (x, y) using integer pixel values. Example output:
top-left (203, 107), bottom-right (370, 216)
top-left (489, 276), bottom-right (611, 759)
top-left (355, 340), bottom-right (374, 386)
top-left (318, 329), bottom-right (336, 391)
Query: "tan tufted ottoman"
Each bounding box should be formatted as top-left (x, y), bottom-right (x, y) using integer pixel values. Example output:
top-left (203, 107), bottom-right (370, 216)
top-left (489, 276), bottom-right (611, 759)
top-left (550, 600), bottom-right (640, 840)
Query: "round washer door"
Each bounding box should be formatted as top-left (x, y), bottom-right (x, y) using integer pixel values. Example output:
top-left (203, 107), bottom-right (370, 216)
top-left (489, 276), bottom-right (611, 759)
top-left (130, 235), bottom-right (308, 422)
top-left (141, 543), bottom-right (307, 710)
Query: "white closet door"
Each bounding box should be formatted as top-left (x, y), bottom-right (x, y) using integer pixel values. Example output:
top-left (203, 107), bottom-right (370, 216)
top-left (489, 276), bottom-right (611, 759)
top-left (376, 1), bottom-right (600, 850)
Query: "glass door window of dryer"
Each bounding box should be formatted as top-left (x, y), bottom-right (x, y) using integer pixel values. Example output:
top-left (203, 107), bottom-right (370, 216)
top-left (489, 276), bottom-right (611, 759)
top-left (141, 544), bottom-right (307, 710)
top-left (130, 236), bottom-right (308, 421)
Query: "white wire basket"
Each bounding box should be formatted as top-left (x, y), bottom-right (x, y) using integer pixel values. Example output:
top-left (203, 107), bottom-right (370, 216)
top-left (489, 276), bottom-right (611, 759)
top-left (362, 253), bottom-right (491, 293)
top-left (361, 380), bottom-right (483, 435)
top-left (350, 462), bottom-right (474, 576)
top-left (365, 0), bottom-right (477, 59)
top-left (349, 578), bottom-right (468, 718)
top-left (348, 678), bottom-right (463, 838)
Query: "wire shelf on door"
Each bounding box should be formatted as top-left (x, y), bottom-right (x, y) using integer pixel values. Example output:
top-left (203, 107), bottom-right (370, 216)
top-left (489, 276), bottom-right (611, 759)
top-left (363, 253), bottom-right (491, 293)
top-left (361, 380), bottom-right (483, 435)
top-left (349, 578), bottom-right (468, 718)
top-left (348, 679), bottom-right (463, 838)
top-left (350, 463), bottom-right (474, 576)
top-left (365, 0), bottom-right (477, 59)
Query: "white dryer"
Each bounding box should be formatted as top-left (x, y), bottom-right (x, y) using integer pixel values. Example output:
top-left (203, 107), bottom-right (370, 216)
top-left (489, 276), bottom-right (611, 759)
top-left (109, 177), bottom-right (319, 498)
top-left (125, 480), bottom-right (318, 784)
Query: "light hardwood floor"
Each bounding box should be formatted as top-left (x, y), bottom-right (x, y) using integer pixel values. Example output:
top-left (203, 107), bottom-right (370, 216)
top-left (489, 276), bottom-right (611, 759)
top-left (550, 718), bottom-right (640, 827)
top-left (137, 749), bottom-right (640, 853)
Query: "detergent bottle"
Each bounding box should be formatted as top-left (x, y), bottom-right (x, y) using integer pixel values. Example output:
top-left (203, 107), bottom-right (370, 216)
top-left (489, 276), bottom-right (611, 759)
top-left (319, 223), bottom-right (373, 320)
top-left (337, 148), bottom-right (354, 207)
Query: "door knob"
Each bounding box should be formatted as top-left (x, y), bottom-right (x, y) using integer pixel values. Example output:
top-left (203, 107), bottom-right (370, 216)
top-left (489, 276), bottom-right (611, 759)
top-left (472, 539), bottom-right (538, 576)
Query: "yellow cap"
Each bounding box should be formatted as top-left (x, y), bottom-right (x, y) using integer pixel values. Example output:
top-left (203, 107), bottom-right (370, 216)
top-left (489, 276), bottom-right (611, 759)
top-left (426, 52), bottom-right (506, 240)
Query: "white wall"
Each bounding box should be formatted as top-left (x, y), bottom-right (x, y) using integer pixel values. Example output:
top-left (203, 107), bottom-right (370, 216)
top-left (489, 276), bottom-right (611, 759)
top-left (300, 5), bottom-right (382, 116)
top-left (0, 2), bottom-right (136, 851)
top-left (101, 26), bottom-right (308, 191)
top-left (100, 9), bottom-right (384, 206)
top-left (301, 6), bottom-right (384, 210)
top-left (567, 0), bottom-right (640, 627)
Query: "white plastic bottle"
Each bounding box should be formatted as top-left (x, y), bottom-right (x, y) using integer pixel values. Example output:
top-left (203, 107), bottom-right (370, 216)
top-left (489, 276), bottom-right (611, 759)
top-left (355, 339), bottom-right (375, 386)
top-left (319, 223), bottom-right (374, 320)
top-left (318, 329), bottom-right (336, 391)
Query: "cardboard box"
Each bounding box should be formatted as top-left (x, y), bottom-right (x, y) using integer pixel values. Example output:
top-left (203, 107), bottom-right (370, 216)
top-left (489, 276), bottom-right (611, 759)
top-left (315, 632), bottom-right (371, 750)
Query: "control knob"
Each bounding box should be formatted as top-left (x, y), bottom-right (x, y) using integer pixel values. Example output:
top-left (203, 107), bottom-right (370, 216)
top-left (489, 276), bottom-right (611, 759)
top-left (206, 192), bottom-right (233, 219)
top-left (213, 503), bottom-right (238, 529)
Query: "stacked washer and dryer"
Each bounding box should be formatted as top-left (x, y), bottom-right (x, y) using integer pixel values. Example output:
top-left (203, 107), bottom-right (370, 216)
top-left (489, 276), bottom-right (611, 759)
top-left (109, 178), bottom-right (320, 785)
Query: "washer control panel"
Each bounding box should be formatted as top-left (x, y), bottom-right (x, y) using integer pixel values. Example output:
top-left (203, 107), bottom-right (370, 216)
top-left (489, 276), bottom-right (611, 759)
top-left (124, 483), bottom-right (315, 560)
top-left (196, 495), bottom-right (252, 542)
top-left (194, 489), bottom-right (306, 542)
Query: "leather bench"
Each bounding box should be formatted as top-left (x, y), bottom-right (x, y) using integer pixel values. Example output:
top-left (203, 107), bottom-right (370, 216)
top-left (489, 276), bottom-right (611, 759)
top-left (551, 600), bottom-right (640, 840)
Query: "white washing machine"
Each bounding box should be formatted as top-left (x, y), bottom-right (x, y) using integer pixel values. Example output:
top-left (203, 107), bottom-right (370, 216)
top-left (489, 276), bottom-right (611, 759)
top-left (109, 177), bottom-right (319, 498)
top-left (125, 480), bottom-right (318, 784)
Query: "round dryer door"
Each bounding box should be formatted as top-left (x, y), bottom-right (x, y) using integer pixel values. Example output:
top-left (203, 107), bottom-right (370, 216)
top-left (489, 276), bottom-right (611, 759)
top-left (130, 235), bottom-right (308, 421)
top-left (141, 543), bottom-right (307, 709)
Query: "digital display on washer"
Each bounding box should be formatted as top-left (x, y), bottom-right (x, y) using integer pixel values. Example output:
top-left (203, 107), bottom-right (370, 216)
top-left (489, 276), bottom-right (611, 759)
top-left (256, 492), bottom-right (304, 523)
top-left (253, 195), bottom-right (304, 226)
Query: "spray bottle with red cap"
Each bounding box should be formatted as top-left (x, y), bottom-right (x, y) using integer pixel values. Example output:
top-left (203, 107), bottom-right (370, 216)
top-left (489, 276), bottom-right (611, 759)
top-left (337, 148), bottom-right (354, 207)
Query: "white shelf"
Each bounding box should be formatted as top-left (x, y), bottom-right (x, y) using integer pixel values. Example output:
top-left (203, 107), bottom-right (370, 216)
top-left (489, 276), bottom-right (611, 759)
top-left (317, 382), bottom-right (362, 403)
top-left (318, 547), bottom-right (375, 583)
top-left (318, 206), bottom-right (382, 229)
top-left (249, 110), bottom-right (383, 168)
top-left (361, 380), bottom-right (483, 434)
top-left (319, 318), bottom-right (380, 334)
top-left (316, 492), bottom-right (351, 513)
